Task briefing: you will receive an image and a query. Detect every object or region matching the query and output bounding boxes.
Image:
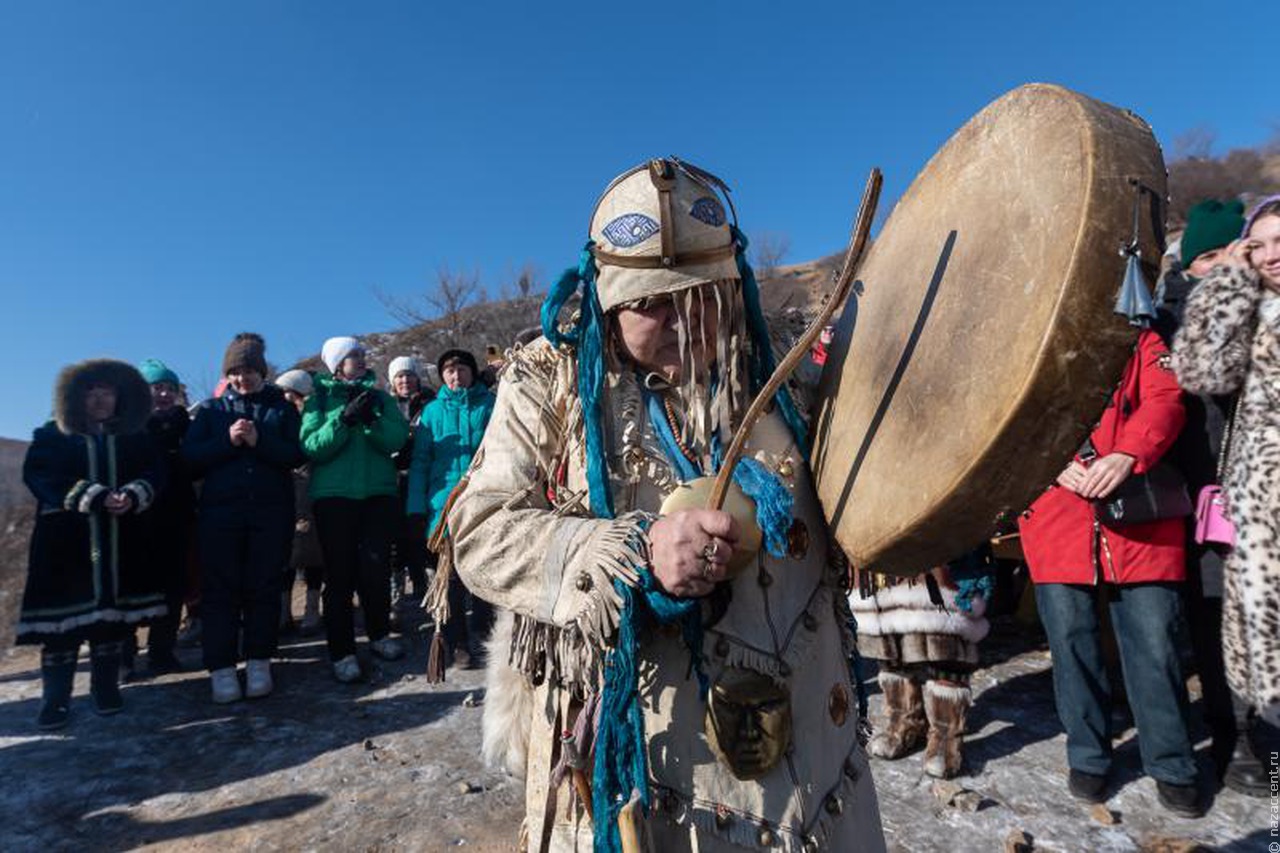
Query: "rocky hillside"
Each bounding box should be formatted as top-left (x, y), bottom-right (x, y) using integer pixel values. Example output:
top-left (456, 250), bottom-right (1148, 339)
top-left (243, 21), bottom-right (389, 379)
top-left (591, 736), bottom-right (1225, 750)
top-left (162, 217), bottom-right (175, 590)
top-left (0, 438), bottom-right (30, 508)
top-left (0, 439), bottom-right (32, 650)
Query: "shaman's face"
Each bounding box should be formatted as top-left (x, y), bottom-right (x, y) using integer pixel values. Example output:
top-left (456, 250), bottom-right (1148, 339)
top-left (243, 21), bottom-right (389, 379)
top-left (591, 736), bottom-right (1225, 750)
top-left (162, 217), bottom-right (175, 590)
top-left (612, 282), bottom-right (719, 383)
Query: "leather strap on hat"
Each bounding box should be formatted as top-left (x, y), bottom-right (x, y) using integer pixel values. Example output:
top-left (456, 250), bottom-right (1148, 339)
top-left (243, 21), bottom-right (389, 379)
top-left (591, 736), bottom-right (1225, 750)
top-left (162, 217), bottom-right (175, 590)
top-left (649, 158), bottom-right (677, 267)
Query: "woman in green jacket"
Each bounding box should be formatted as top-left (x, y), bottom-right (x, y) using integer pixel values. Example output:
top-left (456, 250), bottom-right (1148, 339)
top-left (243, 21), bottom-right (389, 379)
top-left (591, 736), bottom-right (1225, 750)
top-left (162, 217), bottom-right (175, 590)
top-left (407, 348), bottom-right (495, 667)
top-left (301, 337), bottom-right (409, 682)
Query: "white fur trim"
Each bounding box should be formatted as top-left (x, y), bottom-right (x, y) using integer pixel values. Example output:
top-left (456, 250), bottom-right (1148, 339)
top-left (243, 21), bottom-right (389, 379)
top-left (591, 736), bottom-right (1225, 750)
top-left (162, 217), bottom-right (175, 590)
top-left (850, 581), bottom-right (935, 612)
top-left (854, 603), bottom-right (989, 644)
top-left (77, 483), bottom-right (108, 514)
top-left (482, 609), bottom-right (533, 778)
top-left (17, 604), bottom-right (169, 638)
top-left (923, 680), bottom-right (972, 702)
top-left (121, 480), bottom-right (155, 513)
top-left (63, 479), bottom-right (91, 511)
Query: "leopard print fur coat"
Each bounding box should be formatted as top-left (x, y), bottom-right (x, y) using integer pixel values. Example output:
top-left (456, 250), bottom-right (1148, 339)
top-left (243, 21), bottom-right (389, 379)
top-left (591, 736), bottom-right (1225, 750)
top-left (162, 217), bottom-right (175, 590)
top-left (1171, 263), bottom-right (1280, 723)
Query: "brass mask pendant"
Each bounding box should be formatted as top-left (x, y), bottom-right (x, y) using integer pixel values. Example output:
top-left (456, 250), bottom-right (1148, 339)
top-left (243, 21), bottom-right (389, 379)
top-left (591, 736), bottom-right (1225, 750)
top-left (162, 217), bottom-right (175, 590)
top-left (704, 667), bottom-right (793, 780)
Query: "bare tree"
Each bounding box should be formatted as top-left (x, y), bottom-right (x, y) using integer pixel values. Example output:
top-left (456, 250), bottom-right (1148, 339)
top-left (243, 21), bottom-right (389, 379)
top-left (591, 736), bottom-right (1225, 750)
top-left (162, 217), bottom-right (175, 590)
top-left (496, 262), bottom-right (541, 301)
top-left (375, 266), bottom-right (483, 346)
top-left (515, 263), bottom-right (538, 298)
top-left (751, 232), bottom-right (791, 280)
top-left (1168, 145), bottom-right (1280, 225)
top-left (1172, 125), bottom-right (1216, 160)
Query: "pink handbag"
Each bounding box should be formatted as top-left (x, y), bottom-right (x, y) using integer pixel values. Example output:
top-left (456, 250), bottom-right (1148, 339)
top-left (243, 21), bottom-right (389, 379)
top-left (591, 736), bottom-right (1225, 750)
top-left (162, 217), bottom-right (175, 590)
top-left (1194, 485), bottom-right (1234, 545)
top-left (1193, 403), bottom-right (1237, 546)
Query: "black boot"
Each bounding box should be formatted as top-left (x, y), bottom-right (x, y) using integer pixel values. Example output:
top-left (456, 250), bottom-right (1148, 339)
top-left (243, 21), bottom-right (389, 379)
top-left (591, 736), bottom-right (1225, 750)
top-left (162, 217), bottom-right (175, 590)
top-left (89, 641), bottom-right (124, 716)
top-left (119, 632), bottom-right (139, 683)
top-left (1224, 726), bottom-right (1269, 798)
top-left (1067, 769), bottom-right (1108, 803)
top-left (37, 647), bottom-right (78, 730)
top-left (147, 598), bottom-right (185, 675)
top-left (1156, 780), bottom-right (1203, 818)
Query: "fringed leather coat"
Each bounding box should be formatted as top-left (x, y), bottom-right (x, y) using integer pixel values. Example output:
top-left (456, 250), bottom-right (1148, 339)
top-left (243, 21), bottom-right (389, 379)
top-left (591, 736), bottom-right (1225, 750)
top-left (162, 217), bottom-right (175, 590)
top-left (447, 340), bottom-right (885, 853)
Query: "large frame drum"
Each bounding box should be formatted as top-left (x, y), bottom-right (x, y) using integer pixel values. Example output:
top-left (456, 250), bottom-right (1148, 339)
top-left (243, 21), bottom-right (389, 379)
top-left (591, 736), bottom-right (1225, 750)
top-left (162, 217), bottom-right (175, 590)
top-left (811, 84), bottom-right (1166, 575)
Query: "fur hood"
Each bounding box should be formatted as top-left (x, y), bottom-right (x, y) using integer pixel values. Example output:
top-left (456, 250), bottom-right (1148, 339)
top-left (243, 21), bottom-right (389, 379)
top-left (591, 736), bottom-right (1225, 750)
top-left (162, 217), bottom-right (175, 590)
top-left (53, 359), bottom-right (152, 436)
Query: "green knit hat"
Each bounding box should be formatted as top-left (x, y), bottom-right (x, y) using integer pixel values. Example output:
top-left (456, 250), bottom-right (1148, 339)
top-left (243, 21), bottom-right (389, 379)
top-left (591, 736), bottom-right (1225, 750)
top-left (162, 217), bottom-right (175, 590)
top-left (1181, 199), bottom-right (1246, 268)
top-left (138, 358), bottom-right (180, 387)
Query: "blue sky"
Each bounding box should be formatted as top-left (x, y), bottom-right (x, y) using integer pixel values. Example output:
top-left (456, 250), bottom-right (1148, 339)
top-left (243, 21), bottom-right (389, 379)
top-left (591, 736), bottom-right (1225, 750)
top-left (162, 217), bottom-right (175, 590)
top-left (1, 1), bottom-right (1271, 440)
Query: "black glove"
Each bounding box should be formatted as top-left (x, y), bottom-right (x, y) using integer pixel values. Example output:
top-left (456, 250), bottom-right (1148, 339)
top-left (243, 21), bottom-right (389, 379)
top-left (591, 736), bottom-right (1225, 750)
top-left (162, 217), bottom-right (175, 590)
top-left (358, 392), bottom-right (380, 425)
top-left (340, 391), bottom-right (370, 426)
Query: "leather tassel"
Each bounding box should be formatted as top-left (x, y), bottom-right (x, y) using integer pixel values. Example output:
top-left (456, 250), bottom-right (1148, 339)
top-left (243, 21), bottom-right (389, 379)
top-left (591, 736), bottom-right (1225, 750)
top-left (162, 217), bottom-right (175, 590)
top-left (426, 628), bottom-right (448, 684)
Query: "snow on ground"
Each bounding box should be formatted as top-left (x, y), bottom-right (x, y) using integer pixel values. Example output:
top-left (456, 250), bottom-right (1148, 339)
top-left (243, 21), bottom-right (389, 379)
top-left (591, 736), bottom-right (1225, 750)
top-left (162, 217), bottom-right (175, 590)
top-left (0, 616), bottom-right (1269, 852)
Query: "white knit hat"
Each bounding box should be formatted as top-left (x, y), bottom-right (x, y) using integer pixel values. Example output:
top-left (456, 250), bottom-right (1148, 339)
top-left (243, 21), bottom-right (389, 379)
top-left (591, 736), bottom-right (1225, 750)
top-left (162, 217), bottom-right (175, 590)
top-left (321, 336), bottom-right (363, 374)
top-left (387, 356), bottom-right (420, 385)
top-left (275, 369), bottom-right (314, 397)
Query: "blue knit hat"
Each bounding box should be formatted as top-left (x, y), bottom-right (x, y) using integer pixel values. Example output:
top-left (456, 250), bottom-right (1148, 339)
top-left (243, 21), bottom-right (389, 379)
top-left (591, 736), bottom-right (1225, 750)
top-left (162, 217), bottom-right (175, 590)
top-left (138, 358), bottom-right (180, 387)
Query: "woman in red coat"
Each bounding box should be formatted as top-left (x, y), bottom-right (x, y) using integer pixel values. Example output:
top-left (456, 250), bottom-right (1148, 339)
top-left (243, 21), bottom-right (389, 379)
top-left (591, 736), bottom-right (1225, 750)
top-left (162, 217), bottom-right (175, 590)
top-left (1019, 329), bottom-right (1200, 816)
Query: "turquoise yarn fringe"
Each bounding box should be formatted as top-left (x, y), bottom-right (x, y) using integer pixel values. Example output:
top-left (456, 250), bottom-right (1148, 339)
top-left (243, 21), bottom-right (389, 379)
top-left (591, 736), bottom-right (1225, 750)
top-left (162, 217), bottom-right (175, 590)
top-left (732, 225), bottom-right (809, 455)
top-left (592, 545), bottom-right (703, 852)
top-left (541, 243), bottom-right (614, 519)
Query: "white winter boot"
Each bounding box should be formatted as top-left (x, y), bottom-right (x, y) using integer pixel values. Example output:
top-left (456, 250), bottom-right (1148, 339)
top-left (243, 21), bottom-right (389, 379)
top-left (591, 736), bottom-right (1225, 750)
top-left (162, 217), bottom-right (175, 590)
top-left (210, 667), bottom-right (242, 704)
top-left (245, 659), bottom-right (274, 699)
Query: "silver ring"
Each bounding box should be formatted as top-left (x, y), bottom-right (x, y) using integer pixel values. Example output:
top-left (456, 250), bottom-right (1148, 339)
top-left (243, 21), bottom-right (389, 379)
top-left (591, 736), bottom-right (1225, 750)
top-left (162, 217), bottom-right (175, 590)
top-left (701, 541), bottom-right (718, 562)
top-left (701, 559), bottom-right (715, 580)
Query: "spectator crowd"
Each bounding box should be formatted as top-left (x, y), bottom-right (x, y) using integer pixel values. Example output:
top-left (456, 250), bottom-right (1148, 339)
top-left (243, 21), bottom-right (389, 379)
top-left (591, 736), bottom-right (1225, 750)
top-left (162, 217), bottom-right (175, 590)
top-left (16, 332), bottom-right (497, 722)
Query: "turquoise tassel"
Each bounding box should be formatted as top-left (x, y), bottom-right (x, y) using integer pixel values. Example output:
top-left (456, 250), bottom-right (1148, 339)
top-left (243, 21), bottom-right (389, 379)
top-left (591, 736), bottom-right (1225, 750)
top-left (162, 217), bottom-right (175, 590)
top-left (731, 457), bottom-right (794, 558)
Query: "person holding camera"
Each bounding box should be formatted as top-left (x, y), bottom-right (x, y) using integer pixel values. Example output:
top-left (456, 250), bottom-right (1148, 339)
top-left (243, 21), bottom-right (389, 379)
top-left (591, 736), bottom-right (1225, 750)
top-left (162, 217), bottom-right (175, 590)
top-left (301, 337), bottom-right (409, 682)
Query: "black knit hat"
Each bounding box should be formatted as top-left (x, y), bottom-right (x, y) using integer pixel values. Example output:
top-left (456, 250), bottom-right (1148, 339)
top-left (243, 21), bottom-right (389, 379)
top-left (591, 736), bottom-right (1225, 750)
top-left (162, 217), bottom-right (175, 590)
top-left (222, 332), bottom-right (268, 377)
top-left (436, 348), bottom-right (479, 378)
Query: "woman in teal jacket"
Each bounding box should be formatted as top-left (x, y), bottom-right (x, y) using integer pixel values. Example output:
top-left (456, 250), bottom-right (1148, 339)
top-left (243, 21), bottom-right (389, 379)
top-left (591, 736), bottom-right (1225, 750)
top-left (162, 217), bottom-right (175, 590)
top-left (300, 337), bottom-right (409, 682)
top-left (407, 348), bottom-right (495, 667)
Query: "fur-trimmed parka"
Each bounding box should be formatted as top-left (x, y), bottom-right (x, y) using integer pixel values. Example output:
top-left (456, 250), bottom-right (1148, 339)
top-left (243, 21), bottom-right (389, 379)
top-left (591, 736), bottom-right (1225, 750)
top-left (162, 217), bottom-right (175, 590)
top-left (1171, 263), bottom-right (1280, 723)
top-left (17, 360), bottom-right (168, 644)
top-left (851, 571), bottom-right (989, 670)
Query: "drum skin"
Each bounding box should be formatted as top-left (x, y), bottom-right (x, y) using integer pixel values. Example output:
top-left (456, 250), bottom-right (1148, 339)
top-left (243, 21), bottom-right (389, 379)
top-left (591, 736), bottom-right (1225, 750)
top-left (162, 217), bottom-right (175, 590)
top-left (811, 84), bottom-right (1166, 576)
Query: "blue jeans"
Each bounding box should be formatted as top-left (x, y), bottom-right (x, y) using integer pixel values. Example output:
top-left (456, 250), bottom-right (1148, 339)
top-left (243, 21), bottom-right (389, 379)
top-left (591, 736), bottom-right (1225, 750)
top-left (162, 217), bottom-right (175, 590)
top-left (1035, 582), bottom-right (1196, 785)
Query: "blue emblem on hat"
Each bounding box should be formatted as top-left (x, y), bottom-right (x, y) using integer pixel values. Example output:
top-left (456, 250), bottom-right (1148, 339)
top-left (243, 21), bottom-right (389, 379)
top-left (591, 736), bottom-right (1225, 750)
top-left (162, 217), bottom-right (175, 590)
top-left (689, 196), bottom-right (726, 227)
top-left (602, 213), bottom-right (660, 248)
